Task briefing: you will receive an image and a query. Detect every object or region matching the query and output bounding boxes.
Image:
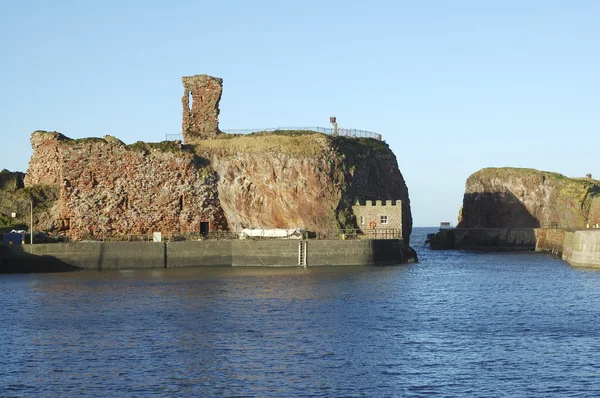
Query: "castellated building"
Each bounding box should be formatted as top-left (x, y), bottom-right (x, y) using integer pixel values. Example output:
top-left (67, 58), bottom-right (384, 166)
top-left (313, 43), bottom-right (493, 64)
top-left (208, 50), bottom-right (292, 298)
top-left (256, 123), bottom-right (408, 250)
top-left (352, 200), bottom-right (403, 238)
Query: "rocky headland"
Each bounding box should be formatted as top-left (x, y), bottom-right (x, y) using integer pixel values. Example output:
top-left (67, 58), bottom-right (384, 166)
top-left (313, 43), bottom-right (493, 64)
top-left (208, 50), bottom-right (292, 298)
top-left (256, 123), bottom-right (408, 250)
top-left (430, 167), bottom-right (600, 267)
top-left (458, 167), bottom-right (600, 229)
top-left (0, 74), bottom-right (413, 247)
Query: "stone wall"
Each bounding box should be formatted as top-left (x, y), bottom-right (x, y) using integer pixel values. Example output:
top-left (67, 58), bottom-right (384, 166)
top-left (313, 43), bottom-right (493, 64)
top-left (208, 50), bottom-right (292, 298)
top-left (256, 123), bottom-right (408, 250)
top-left (4, 242), bottom-right (164, 271)
top-left (535, 228), bottom-right (566, 255)
top-left (24, 131), bottom-right (64, 186)
top-left (24, 132), bottom-right (228, 240)
top-left (1, 239), bottom-right (415, 271)
top-left (352, 200), bottom-right (402, 237)
top-left (182, 74), bottom-right (223, 143)
top-left (453, 228), bottom-right (537, 250)
top-left (433, 226), bottom-right (600, 268)
top-left (562, 230), bottom-right (600, 267)
top-left (231, 240), bottom-right (300, 267)
top-left (167, 240), bottom-right (232, 267)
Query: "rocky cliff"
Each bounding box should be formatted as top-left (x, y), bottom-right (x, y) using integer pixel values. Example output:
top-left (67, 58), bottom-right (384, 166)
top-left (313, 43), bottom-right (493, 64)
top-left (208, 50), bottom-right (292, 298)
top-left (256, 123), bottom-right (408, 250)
top-left (458, 167), bottom-right (600, 228)
top-left (0, 169), bottom-right (58, 233)
top-left (22, 130), bottom-right (413, 243)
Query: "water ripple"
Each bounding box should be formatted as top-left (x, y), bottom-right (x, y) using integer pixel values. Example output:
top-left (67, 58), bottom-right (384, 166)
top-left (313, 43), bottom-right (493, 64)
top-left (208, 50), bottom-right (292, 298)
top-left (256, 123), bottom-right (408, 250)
top-left (1, 228), bottom-right (600, 396)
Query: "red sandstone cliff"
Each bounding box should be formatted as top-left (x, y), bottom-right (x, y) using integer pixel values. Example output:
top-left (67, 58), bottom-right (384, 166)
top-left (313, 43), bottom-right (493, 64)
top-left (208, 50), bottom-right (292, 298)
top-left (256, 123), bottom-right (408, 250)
top-left (23, 130), bottom-right (413, 243)
top-left (458, 167), bottom-right (600, 229)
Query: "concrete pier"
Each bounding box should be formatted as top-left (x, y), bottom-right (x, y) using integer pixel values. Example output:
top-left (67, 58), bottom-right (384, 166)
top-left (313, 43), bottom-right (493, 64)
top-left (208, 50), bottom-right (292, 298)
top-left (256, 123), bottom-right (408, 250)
top-left (1, 239), bottom-right (414, 272)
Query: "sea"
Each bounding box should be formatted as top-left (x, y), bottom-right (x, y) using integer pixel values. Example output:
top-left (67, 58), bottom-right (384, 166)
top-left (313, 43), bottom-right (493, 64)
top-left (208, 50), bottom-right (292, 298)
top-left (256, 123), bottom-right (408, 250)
top-left (2, 227), bottom-right (600, 397)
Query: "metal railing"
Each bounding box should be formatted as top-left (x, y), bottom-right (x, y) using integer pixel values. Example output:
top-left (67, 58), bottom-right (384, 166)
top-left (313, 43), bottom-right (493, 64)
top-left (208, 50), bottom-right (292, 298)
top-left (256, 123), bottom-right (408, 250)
top-left (365, 229), bottom-right (402, 240)
top-left (320, 228), bottom-right (402, 240)
top-left (167, 231), bottom-right (238, 241)
top-left (165, 127), bottom-right (382, 142)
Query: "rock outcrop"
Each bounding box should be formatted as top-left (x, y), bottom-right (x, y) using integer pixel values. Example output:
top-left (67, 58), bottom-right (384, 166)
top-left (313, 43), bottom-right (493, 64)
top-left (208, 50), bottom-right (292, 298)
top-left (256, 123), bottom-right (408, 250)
top-left (23, 130), bottom-right (413, 244)
top-left (182, 74), bottom-right (223, 143)
top-left (0, 168), bottom-right (58, 233)
top-left (458, 167), bottom-right (600, 228)
top-left (0, 169), bottom-right (24, 190)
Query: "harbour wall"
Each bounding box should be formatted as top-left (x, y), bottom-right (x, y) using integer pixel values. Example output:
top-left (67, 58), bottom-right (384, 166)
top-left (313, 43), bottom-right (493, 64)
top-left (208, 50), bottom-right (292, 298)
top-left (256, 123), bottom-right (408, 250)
top-left (454, 228), bottom-right (537, 251)
top-left (1, 239), bottom-right (412, 272)
top-left (433, 228), bottom-right (600, 268)
top-left (560, 231), bottom-right (600, 268)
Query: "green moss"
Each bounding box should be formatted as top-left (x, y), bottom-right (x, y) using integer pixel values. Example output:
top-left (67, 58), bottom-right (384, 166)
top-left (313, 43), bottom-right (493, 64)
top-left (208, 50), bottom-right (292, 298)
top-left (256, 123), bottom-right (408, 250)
top-left (33, 130), bottom-right (69, 140)
top-left (62, 137), bottom-right (105, 145)
top-left (335, 206), bottom-right (357, 230)
top-left (126, 140), bottom-right (187, 154)
top-left (473, 167), bottom-right (598, 184)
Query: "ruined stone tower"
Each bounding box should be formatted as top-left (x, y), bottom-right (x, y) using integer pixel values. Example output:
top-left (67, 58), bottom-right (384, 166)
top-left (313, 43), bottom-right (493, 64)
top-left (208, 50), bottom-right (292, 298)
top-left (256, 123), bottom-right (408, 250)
top-left (182, 74), bottom-right (223, 143)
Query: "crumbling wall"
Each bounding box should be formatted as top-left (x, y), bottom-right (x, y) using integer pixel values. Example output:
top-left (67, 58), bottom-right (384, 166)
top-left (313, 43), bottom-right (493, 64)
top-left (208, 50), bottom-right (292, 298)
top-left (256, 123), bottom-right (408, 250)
top-left (24, 131), bottom-right (64, 186)
top-left (182, 74), bottom-right (223, 143)
top-left (25, 133), bottom-right (228, 240)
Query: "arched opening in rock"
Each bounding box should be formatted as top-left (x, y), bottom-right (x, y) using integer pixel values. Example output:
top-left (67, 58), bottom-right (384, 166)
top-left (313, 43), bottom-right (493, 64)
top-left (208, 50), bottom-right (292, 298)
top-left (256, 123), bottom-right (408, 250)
top-left (188, 92), bottom-right (193, 110)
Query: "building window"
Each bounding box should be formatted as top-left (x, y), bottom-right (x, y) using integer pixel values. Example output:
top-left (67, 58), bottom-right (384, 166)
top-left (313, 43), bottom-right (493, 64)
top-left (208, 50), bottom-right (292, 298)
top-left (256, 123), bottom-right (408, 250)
top-left (380, 215), bottom-right (388, 225)
top-left (360, 216), bottom-right (365, 225)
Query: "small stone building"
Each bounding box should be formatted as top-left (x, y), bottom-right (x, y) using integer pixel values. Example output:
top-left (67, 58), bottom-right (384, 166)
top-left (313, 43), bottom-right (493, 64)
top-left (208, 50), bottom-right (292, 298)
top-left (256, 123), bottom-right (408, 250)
top-left (352, 200), bottom-right (402, 238)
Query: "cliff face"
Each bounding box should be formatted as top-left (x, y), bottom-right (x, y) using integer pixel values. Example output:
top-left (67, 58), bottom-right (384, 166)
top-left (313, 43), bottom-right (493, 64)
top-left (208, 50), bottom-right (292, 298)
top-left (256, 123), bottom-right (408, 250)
top-left (458, 167), bottom-right (600, 228)
top-left (197, 133), bottom-right (412, 242)
top-left (24, 131), bottom-right (413, 243)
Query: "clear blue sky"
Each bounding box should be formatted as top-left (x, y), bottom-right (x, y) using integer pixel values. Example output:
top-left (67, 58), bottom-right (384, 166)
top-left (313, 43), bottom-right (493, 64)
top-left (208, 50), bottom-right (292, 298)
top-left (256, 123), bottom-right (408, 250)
top-left (1, 0), bottom-right (598, 226)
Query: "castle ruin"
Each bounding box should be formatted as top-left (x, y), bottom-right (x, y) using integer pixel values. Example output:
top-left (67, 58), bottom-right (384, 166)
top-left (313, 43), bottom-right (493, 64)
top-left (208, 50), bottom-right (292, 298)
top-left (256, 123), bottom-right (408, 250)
top-left (181, 74), bottom-right (223, 143)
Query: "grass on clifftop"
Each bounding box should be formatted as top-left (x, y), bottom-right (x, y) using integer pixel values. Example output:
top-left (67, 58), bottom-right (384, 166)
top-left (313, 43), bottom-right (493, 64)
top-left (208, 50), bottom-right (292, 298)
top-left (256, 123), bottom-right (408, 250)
top-left (195, 131), bottom-right (331, 157)
top-left (126, 140), bottom-right (189, 154)
top-left (34, 131), bottom-right (190, 155)
top-left (195, 131), bottom-right (390, 158)
top-left (472, 167), bottom-right (600, 185)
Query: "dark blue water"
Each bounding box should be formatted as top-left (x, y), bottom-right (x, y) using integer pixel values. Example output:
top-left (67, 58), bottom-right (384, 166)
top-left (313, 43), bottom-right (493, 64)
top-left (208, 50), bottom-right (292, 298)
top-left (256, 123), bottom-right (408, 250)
top-left (2, 227), bottom-right (600, 397)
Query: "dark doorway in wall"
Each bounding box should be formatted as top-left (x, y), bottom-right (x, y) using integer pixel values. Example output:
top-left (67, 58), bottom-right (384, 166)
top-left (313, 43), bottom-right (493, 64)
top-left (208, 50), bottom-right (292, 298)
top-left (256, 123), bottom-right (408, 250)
top-left (200, 222), bottom-right (209, 237)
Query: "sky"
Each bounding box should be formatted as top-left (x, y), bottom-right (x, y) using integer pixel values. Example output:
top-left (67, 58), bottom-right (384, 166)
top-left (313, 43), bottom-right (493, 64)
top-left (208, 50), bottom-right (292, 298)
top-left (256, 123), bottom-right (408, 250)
top-left (0, 0), bottom-right (598, 227)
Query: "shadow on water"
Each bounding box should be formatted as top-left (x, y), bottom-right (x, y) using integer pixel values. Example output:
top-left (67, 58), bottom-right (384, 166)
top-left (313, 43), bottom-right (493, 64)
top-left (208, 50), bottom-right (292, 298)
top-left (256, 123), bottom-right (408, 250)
top-left (458, 191), bottom-right (541, 228)
top-left (370, 240), bottom-right (418, 265)
top-left (0, 244), bottom-right (76, 274)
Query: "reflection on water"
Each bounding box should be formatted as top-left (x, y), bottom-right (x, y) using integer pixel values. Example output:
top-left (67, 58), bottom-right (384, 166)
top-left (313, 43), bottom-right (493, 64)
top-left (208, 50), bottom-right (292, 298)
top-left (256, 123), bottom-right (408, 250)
top-left (2, 228), bottom-right (600, 396)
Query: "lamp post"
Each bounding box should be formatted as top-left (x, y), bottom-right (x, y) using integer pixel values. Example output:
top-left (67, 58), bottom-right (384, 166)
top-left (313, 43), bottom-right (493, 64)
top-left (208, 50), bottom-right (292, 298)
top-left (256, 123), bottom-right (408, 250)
top-left (30, 199), bottom-right (33, 245)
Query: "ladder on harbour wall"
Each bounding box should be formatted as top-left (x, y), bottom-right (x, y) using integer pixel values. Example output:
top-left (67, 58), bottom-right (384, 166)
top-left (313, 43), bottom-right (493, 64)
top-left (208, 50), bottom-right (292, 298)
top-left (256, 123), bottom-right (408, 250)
top-left (298, 241), bottom-right (308, 266)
